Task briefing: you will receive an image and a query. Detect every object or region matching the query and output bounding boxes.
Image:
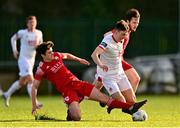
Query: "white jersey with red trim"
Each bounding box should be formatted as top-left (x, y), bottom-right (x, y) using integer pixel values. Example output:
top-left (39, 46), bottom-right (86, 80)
top-left (97, 34), bottom-right (125, 77)
top-left (16, 29), bottom-right (43, 60)
top-left (104, 29), bottom-right (130, 58)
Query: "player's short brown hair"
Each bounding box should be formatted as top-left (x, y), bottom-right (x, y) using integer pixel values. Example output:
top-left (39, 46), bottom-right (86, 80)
top-left (36, 41), bottom-right (54, 55)
top-left (125, 8), bottom-right (140, 21)
top-left (115, 20), bottom-right (129, 31)
top-left (26, 15), bottom-right (36, 23)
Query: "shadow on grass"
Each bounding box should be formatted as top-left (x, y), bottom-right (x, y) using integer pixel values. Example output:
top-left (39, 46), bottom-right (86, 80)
top-left (0, 119), bottom-right (131, 122)
top-left (0, 119), bottom-right (67, 122)
top-left (80, 119), bottom-right (131, 122)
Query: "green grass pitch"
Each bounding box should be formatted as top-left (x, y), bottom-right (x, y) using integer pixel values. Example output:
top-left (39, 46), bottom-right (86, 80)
top-left (0, 95), bottom-right (180, 127)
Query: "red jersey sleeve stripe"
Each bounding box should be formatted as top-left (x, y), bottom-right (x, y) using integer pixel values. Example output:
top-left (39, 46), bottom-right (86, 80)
top-left (98, 45), bottom-right (105, 50)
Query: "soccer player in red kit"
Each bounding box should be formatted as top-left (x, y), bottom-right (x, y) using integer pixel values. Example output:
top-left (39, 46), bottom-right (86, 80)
top-left (94, 8), bottom-right (141, 95)
top-left (31, 41), bottom-right (147, 121)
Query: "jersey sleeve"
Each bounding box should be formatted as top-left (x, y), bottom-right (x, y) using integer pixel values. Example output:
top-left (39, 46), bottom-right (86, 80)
top-left (56, 52), bottom-right (64, 59)
top-left (34, 62), bottom-right (44, 80)
top-left (16, 30), bottom-right (24, 39)
top-left (98, 37), bottom-right (109, 50)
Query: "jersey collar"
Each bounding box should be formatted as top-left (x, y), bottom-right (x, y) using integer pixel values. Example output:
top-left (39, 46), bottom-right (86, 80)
top-left (112, 35), bottom-right (119, 43)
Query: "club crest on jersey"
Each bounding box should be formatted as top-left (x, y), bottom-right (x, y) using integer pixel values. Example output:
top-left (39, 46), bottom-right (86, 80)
top-left (50, 62), bottom-right (62, 73)
top-left (64, 96), bottom-right (69, 101)
top-left (100, 42), bottom-right (107, 48)
top-left (109, 87), bottom-right (113, 92)
top-left (54, 56), bottom-right (59, 60)
top-left (28, 40), bottom-right (38, 46)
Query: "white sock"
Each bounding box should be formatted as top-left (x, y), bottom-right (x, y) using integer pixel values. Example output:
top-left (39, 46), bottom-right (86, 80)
top-left (27, 83), bottom-right (32, 98)
top-left (5, 80), bottom-right (21, 97)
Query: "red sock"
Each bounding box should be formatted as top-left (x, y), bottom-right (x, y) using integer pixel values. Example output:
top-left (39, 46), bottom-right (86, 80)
top-left (107, 99), bottom-right (131, 109)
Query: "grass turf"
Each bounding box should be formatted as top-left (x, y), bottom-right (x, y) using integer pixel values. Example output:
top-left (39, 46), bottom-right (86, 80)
top-left (0, 95), bottom-right (180, 127)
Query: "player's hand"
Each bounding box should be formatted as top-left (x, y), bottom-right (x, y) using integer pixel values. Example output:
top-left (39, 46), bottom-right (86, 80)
top-left (100, 64), bottom-right (108, 72)
top-left (78, 58), bottom-right (90, 65)
top-left (32, 106), bottom-right (38, 115)
top-left (13, 51), bottom-right (19, 59)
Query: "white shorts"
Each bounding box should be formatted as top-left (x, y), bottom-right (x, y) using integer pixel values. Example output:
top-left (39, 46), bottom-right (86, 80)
top-left (18, 57), bottom-right (34, 77)
top-left (95, 73), bottom-right (132, 95)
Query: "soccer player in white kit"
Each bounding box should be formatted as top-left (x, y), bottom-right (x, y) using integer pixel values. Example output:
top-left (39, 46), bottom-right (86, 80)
top-left (95, 9), bottom-right (141, 94)
top-left (2, 16), bottom-right (43, 107)
top-left (91, 20), bottom-right (136, 114)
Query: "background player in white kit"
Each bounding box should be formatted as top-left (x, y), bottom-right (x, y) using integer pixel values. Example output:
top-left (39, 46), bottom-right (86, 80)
top-left (2, 16), bottom-right (43, 107)
top-left (91, 20), bottom-right (136, 114)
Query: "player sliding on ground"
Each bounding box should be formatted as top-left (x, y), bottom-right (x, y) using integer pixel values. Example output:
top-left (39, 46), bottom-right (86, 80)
top-left (31, 41), bottom-right (147, 121)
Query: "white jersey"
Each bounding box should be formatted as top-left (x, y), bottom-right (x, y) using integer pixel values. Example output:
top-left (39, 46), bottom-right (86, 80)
top-left (97, 34), bottom-right (125, 77)
top-left (11, 29), bottom-right (43, 76)
top-left (16, 29), bottom-right (42, 60)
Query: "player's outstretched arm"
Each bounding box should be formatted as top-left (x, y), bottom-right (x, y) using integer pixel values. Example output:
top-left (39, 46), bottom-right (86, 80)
top-left (61, 53), bottom-right (90, 65)
top-left (32, 79), bottom-right (41, 115)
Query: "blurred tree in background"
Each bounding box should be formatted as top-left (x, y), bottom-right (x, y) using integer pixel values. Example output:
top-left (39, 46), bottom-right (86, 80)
top-left (0, 0), bottom-right (179, 94)
top-left (0, 0), bottom-right (178, 61)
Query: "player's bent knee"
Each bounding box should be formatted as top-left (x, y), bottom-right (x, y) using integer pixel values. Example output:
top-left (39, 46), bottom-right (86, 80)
top-left (71, 113), bottom-right (81, 121)
top-left (133, 74), bottom-right (141, 84)
top-left (68, 101), bottom-right (81, 121)
top-left (19, 79), bottom-right (27, 86)
top-left (27, 75), bottom-right (34, 83)
top-left (73, 116), bottom-right (81, 121)
top-left (19, 75), bottom-right (33, 86)
top-left (136, 76), bottom-right (140, 83)
top-left (93, 80), bottom-right (103, 90)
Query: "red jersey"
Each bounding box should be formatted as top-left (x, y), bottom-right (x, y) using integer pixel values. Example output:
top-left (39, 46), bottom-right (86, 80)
top-left (35, 52), bottom-right (79, 92)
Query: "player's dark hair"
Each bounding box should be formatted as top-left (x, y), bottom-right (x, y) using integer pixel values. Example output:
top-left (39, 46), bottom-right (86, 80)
top-left (115, 20), bottom-right (129, 31)
top-left (26, 15), bottom-right (36, 23)
top-left (125, 8), bottom-right (140, 21)
top-left (36, 41), bottom-right (54, 55)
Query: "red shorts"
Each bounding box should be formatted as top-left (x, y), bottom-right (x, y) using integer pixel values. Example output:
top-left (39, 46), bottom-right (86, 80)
top-left (122, 60), bottom-right (133, 71)
top-left (62, 81), bottom-right (94, 105)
